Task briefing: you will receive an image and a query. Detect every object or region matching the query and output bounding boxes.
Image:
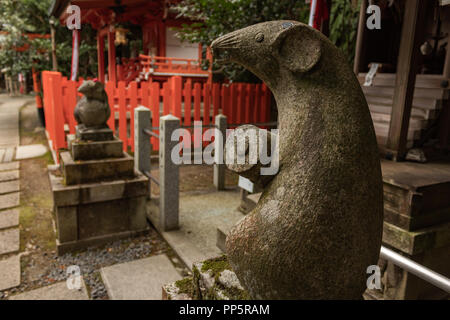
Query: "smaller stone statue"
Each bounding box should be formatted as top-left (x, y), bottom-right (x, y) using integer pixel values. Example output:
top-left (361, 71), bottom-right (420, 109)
top-left (74, 80), bottom-right (111, 130)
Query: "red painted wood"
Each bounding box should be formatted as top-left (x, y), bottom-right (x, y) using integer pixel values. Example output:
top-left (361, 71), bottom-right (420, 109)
top-left (107, 31), bottom-right (116, 84)
top-left (184, 79), bottom-right (192, 127)
top-left (203, 83), bottom-right (211, 146)
top-left (41, 72), bottom-right (52, 138)
top-left (253, 85), bottom-right (261, 123)
top-left (150, 82), bottom-right (160, 149)
top-left (244, 84), bottom-right (251, 123)
top-left (193, 82), bottom-right (202, 149)
top-left (50, 73), bottom-right (67, 153)
top-left (173, 76), bottom-right (182, 120)
top-left (163, 81), bottom-right (171, 116)
top-left (230, 84), bottom-right (237, 126)
top-left (221, 85), bottom-right (229, 119)
top-left (193, 82), bottom-right (201, 122)
top-left (212, 83), bottom-right (220, 119)
top-left (66, 80), bottom-right (78, 134)
top-left (105, 81), bottom-right (115, 132)
top-left (237, 83), bottom-right (246, 125)
top-left (203, 83), bottom-right (211, 126)
top-left (117, 81), bottom-right (127, 151)
top-left (129, 81), bottom-right (138, 152)
top-left (260, 84), bottom-right (271, 126)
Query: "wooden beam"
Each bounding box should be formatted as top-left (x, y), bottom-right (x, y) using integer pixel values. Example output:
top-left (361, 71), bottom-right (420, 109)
top-left (107, 29), bottom-right (116, 84)
top-left (353, 0), bottom-right (368, 74)
top-left (386, 0), bottom-right (428, 160)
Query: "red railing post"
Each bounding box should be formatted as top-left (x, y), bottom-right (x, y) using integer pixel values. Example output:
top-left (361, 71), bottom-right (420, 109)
top-left (150, 81), bottom-right (160, 150)
top-left (48, 72), bottom-right (67, 155)
top-left (117, 81), bottom-right (127, 151)
top-left (66, 80), bottom-right (78, 134)
top-left (173, 76), bottom-right (182, 120)
top-left (163, 81), bottom-right (171, 115)
top-left (129, 81), bottom-right (138, 151)
top-left (105, 81), bottom-right (116, 133)
top-left (212, 83), bottom-right (220, 119)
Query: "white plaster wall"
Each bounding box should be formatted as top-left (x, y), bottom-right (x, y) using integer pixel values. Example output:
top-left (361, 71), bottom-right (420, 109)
top-left (165, 28), bottom-right (199, 61)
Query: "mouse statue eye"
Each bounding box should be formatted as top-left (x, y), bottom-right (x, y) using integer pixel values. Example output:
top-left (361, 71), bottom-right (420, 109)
top-left (255, 33), bottom-right (264, 43)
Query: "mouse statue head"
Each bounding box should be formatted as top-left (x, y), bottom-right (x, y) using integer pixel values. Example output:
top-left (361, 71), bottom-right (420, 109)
top-left (211, 21), bottom-right (322, 88)
top-left (77, 80), bottom-right (106, 101)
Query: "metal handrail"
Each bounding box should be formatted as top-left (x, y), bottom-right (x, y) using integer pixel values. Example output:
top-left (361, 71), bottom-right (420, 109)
top-left (380, 246), bottom-right (450, 293)
top-left (143, 170), bottom-right (159, 186)
top-left (143, 128), bottom-right (159, 138)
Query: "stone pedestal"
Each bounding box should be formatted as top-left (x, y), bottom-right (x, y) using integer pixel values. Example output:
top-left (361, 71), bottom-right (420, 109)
top-left (49, 132), bottom-right (149, 255)
top-left (364, 163), bottom-right (450, 300)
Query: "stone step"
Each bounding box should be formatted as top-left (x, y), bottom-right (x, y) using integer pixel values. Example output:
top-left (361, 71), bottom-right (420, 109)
top-left (0, 255), bottom-right (20, 291)
top-left (0, 180), bottom-right (20, 195)
top-left (60, 151), bottom-right (135, 185)
top-left (0, 170), bottom-right (19, 183)
top-left (100, 254), bottom-right (182, 300)
top-left (0, 162), bottom-right (19, 172)
top-left (0, 228), bottom-right (20, 255)
top-left (0, 209), bottom-right (19, 230)
top-left (9, 279), bottom-right (89, 300)
top-left (0, 192), bottom-right (19, 211)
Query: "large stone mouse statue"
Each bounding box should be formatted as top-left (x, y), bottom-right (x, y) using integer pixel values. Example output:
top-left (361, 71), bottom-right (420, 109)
top-left (211, 21), bottom-right (383, 299)
top-left (74, 80), bottom-right (111, 129)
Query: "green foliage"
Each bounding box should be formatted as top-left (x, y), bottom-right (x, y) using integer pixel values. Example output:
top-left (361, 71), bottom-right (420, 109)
top-left (173, 0), bottom-right (310, 82)
top-left (0, 0), bottom-right (97, 80)
top-left (174, 0), bottom-right (361, 82)
top-left (329, 0), bottom-right (361, 65)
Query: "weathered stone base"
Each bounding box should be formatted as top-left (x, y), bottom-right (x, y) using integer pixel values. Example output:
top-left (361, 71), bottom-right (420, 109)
top-left (163, 256), bottom-right (250, 300)
top-left (49, 166), bottom-right (149, 255)
top-left (75, 125), bottom-right (114, 141)
top-left (60, 151), bottom-right (134, 185)
top-left (68, 134), bottom-right (123, 161)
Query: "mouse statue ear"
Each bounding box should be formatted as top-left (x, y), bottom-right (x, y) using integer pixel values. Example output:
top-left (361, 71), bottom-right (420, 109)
top-left (272, 23), bottom-right (322, 73)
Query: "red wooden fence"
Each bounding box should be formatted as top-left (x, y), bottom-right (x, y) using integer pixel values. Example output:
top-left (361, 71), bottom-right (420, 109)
top-left (41, 71), bottom-right (271, 160)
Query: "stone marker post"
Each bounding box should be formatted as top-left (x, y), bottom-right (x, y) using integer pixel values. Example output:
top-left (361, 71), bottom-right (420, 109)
top-left (159, 114), bottom-right (180, 231)
top-left (214, 114), bottom-right (227, 190)
top-left (134, 106), bottom-right (152, 197)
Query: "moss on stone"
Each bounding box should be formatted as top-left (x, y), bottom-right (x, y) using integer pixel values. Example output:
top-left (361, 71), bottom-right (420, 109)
top-left (216, 282), bottom-right (251, 300)
top-left (201, 255), bottom-right (231, 279)
top-left (175, 277), bottom-right (194, 297)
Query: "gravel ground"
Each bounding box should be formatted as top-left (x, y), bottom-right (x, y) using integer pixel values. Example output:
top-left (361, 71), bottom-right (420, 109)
top-left (1, 229), bottom-right (190, 300)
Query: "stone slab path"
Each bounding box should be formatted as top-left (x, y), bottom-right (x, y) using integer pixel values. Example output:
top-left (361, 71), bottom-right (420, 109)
top-left (147, 190), bottom-right (243, 270)
top-left (101, 254), bottom-right (182, 300)
top-left (0, 95), bottom-right (31, 292)
top-left (15, 144), bottom-right (47, 160)
top-left (0, 255), bottom-right (20, 291)
top-left (9, 279), bottom-right (89, 300)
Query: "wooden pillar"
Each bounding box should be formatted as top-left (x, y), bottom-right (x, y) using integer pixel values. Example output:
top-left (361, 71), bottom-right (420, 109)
top-left (97, 34), bottom-right (105, 83)
top-left (50, 20), bottom-right (58, 71)
top-left (353, 0), bottom-right (368, 74)
top-left (158, 21), bottom-right (166, 57)
top-left (386, 0), bottom-right (428, 160)
top-left (107, 29), bottom-right (116, 84)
